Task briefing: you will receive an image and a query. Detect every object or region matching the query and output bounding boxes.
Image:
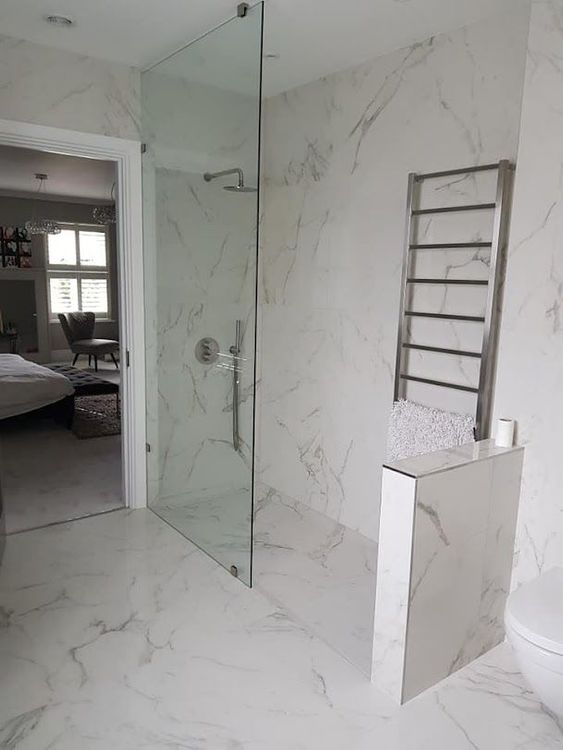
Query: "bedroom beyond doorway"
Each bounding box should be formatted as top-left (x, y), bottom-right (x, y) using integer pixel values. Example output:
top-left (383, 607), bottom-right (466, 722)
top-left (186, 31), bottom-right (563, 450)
top-left (0, 145), bottom-right (124, 532)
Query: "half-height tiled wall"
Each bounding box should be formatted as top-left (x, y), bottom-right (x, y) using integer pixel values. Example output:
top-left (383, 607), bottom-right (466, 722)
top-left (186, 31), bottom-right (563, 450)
top-left (373, 441), bottom-right (524, 702)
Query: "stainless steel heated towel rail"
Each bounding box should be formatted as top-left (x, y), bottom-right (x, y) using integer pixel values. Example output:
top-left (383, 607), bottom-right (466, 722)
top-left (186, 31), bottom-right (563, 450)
top-left (393, 160), bottom-right (514, 439)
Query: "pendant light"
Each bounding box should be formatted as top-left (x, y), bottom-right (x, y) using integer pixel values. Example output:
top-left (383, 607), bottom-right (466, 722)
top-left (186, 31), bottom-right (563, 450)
top-left (25, 174), bottom-right (62, 235)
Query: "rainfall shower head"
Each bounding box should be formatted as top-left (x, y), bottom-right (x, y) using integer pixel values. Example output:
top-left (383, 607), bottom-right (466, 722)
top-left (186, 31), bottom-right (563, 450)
top-left (203, 167), bottom-right (257, 193)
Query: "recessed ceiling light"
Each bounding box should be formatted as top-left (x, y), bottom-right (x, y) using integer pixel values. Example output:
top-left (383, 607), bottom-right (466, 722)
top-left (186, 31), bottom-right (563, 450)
top-left (45, 15), bottom-right (74, 27)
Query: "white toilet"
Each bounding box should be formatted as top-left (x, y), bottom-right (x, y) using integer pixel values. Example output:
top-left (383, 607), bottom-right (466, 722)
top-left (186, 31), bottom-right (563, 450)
top-left (505, 566), bottom-right (563, 718)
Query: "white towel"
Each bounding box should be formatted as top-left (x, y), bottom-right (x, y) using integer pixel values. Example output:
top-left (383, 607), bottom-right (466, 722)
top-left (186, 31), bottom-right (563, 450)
top-left (386, 399), bottom-right (475, 462)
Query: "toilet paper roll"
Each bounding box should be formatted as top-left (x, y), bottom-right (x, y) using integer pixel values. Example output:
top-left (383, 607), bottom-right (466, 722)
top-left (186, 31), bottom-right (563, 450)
top-left (495, 418), bottom-right (515, 448)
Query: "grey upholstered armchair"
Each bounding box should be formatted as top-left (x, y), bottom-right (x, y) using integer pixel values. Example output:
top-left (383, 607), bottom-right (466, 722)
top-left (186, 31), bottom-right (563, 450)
top-left (58, 312), bottom-right (119, 372)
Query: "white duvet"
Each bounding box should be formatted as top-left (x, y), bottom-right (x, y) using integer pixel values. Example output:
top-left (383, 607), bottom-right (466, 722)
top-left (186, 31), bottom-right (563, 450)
top-left (0, 354), bottom-right (75, 419)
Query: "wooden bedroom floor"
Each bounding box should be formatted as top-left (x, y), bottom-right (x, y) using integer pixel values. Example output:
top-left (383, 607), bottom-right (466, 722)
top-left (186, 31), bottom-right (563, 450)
top-left (0, 418), bottom-right (123, 533)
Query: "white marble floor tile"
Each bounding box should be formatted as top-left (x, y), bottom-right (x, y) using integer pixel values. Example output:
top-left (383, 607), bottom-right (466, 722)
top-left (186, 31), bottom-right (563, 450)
top-left (151, 486), bottom-right (252, 585)
top-left (0, 509), bottom-right (561, 749)
top-left (254, 484), bottom-right (377, 676)
top-left (0, 419), bottom-right (123, 533)
top-left (379, 646), bottom-right (563, 749)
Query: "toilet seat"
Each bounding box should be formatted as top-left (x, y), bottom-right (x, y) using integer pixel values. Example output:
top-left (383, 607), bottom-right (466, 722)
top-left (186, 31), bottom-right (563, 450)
top-left (505, 567), bottom-right (563, 655)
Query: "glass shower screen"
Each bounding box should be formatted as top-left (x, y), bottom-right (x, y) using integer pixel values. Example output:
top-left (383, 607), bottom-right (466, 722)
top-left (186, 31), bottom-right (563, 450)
top-left (142, 4), bottom-right (263, 585)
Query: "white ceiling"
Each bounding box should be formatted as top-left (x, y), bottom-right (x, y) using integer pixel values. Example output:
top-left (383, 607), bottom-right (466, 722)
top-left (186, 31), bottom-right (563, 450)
top-left (0, 146), bottom-right (115, 202)
top-left (1, 0), bottom-right (517, 96)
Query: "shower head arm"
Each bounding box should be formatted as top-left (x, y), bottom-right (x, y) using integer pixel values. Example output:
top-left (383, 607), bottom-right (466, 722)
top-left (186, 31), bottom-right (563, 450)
top-left (203, 168), bottom-right (243, 187)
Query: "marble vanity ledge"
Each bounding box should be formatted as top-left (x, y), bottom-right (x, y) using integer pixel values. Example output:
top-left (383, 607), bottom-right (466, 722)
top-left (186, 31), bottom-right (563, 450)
top-left (383, 439), bottom-right (523, 479)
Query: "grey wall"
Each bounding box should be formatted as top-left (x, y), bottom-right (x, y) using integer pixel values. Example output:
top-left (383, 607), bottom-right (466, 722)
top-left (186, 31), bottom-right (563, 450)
top-left (0, 278), bottom-right (37, 353)
top-left (0, 195), bottom-right (119, 355)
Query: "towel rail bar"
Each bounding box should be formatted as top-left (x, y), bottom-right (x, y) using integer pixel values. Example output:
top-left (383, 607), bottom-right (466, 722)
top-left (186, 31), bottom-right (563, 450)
top-left (404, 311), bottom-right (485, 322)
top-left (415, 163), bottom-right (500, 181)
top-left (400, 374), bottom-right (479, 394)
top-left (402, 343), bottom-right (482, 358)
top-left (410, 242), bottom-right (492, 250)
top-left (406, 278), bottom-right (488, 286)
top-left (412, 203), bottom-right (495, 215)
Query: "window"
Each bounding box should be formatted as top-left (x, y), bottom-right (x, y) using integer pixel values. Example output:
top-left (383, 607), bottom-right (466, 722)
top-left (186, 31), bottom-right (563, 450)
top-left (47, 225), bottom-right (110, 318)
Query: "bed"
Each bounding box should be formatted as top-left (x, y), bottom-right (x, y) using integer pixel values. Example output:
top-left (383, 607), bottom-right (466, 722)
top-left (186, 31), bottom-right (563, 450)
top-left (0, 354), bottom-right (75, 420)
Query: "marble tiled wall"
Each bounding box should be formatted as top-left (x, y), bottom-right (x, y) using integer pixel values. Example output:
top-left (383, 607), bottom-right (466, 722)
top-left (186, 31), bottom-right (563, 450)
top-left (371, 469), bottom-right (416, 696)
top-left (259, 5), bottom-right (530, 543)
top-left (494, 0), bottom-right (563, 588)
top-left (373, 441), bottom-right (524, 703)
top-left (142, 71), bottom-right (259, 496)
top-left (253, 482), bottom-right (377, 675)
top-left (150, 166), bottom-right (256, 498)
top-left (141, 66), bottom-right (260, 582)
top-left (0, 34), bottom-right (140, 139)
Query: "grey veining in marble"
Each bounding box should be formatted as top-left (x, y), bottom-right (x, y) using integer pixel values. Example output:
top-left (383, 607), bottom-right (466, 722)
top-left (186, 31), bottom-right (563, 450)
top-left (141, 47), bottom-right (260, 581)
top-left (152, 487), bottom-right (252, 582)
top-left (253, 482), bottom-right (377, 675)
top-left (384, 438), bottom-right (523, 478)
top-left (254, 5), bottom-right (530, 688)
top-left (374, 444), bottom-right (524, 704)
top-left (493, 0), bottom-right (563, 590)
top-left (258, 5), bottom-right (530, 545)
top-left (0, 34), bottom-right (140, 139)
top-left (0, 509), bottom-right (561, 749)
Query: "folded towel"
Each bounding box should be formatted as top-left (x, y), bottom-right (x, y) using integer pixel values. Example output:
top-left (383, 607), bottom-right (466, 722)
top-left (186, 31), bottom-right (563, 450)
top-left (386, 399), bottom-right (475, 462)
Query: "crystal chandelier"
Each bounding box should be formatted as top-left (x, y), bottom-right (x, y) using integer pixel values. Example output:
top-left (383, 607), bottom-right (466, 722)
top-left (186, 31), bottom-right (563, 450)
top-left (25, 174), bottom-right (62, 235)
top-left (93, 182), bottom-right (116, 225)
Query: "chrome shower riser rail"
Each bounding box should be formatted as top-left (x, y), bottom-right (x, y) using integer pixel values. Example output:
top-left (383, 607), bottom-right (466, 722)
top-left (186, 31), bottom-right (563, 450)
top-left (230, 319), bottom-right (242, 453)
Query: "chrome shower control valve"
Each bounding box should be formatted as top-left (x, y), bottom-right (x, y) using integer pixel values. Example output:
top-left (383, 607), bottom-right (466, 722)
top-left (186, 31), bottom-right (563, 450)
top-left (195, 337), bottom-right (220, 364)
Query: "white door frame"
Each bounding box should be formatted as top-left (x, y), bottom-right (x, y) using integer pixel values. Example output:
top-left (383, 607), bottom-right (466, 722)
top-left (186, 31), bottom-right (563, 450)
top-left (0, 118), bottom-right (147, 510)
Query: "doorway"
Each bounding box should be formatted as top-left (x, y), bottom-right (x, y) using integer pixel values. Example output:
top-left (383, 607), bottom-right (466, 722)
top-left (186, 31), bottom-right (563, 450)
top-left (0, 119), bottom-right (146, 535)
